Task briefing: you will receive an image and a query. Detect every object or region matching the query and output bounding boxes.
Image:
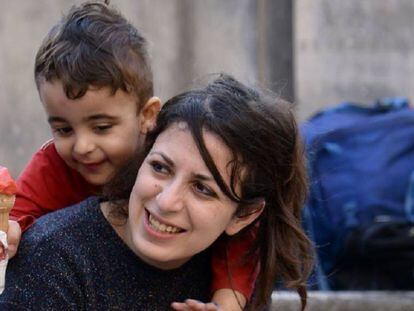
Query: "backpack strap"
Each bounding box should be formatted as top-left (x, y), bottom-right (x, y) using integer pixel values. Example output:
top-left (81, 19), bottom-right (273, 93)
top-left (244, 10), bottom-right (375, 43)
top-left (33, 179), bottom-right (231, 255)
top-left (405, 171), bottom-right (414, 223)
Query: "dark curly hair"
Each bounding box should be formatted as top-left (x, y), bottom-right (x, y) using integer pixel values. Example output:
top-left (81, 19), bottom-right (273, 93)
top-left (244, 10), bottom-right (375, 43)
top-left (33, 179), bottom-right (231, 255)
top-left (104, 74), bottom-right (313, 310)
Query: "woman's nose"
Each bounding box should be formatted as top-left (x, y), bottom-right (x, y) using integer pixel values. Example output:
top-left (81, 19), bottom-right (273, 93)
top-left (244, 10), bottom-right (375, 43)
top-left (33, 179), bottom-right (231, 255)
top-left (155, 181), bottom-right (185, 213)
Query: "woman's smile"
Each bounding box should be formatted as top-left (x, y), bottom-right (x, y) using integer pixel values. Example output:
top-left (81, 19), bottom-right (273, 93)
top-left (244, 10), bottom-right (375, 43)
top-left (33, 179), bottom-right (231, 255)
top-left (145, 209), bottom-right (185, 235)
top-left (125, 123), bottom-right (240, 270)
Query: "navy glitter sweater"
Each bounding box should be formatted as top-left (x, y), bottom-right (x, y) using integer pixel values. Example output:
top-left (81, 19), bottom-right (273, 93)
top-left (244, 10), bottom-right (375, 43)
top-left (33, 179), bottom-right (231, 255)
top-left (0, 197), bottom-right (211, 310)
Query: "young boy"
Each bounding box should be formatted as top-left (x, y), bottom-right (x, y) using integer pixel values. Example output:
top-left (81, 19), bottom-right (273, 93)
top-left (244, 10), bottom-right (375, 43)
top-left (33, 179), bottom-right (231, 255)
top-left (7, 1), bottom-right (257, 310)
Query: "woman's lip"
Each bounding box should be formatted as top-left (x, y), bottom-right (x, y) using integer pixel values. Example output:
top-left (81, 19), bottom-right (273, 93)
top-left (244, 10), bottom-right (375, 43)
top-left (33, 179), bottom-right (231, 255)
top-left (146, 209), bottom-right (185, 230)
top-left (144, 209), bottom-right (186, 239)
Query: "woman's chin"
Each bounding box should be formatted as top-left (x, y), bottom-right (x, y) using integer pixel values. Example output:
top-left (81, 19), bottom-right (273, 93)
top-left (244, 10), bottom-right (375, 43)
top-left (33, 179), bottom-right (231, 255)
top-left (132, 240), bottom-right (188, 270)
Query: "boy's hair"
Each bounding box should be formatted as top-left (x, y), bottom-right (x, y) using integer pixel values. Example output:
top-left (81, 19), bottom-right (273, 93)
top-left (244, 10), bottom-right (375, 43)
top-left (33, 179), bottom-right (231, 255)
top-left (34, 1), bottom-right (153, 108)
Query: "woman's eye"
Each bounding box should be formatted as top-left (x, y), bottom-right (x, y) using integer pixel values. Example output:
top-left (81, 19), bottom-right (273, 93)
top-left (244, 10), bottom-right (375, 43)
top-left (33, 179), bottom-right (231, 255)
top-left (194, 182), bottom-right (216, 197)
top-left (150, 161), bottom-right (170, 174)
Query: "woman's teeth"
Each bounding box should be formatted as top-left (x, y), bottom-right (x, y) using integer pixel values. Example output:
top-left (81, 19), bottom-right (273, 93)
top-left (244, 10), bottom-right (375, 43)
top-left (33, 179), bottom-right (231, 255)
top-left (149, 214), bottom-right (182, 233)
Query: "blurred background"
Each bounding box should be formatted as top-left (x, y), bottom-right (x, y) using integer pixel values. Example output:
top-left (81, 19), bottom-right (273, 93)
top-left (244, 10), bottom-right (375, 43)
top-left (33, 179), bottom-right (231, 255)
top-left (1, 0), bottom-right (414, 177)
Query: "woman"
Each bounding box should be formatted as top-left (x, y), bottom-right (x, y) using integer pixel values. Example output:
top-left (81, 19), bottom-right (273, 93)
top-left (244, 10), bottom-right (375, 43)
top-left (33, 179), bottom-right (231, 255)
top-left (0, 75), bottom-right (313, 310)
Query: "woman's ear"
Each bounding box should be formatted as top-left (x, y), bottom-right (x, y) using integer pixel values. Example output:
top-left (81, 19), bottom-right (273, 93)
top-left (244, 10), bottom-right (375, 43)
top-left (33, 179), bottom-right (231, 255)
top-left (139, 96), bottom-right (161, 134)
top-left (225, 200), bottom-right (265, 236)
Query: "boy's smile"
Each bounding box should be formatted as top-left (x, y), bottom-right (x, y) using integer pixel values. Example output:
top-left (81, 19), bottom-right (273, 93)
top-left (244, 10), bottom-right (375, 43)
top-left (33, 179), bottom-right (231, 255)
top-left (39, 80), bottom-right (147, 186)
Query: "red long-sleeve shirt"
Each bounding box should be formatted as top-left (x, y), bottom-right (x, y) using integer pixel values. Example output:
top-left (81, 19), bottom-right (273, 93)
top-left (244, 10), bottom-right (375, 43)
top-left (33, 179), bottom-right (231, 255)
top-left (11, 141), bottom-right (257, 299)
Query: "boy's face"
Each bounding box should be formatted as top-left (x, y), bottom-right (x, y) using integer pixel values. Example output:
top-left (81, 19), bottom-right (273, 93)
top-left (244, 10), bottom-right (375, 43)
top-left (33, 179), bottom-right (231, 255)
top-left (39, 80), bottom-right (160, 186)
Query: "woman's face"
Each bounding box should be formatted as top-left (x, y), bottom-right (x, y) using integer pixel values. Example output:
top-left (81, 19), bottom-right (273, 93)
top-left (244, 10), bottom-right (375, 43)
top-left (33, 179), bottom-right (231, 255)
top-left (126, 122), bottom-right (240, 269)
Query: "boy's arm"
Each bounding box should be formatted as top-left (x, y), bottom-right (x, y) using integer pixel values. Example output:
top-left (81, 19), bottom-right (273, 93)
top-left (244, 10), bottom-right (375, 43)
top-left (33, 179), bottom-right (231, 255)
top-left (11, 141), bottom-right (94, 232)
top-left (171, 299), bottom-right (222, 311)
top-left (171, 229), bottom-right (258, 311)
top-left (210, 227), bottom-right (259, 310)
top-left (171, 290), bottom-right (245, 311)
top-left (211, 289), bottom-right (245, 311)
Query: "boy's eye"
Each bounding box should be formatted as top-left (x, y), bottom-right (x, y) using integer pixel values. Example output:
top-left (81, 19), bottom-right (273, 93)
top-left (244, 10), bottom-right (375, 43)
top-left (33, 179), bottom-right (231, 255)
top-left (150, 160), bottom-right (170, 175)
top-left (193, 181), bottom-right (216, 198)
top-left (94, 124), bottom-right (113, 133)
top-left (53, 127), bottom-right (73, 136)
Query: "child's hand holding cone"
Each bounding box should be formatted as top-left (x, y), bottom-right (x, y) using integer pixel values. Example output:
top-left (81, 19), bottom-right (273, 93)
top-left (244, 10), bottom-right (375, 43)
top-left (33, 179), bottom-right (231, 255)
top-left (0, 166), bottom-right (17, 294)
top-left (0, 166), bottom-right (17, 235)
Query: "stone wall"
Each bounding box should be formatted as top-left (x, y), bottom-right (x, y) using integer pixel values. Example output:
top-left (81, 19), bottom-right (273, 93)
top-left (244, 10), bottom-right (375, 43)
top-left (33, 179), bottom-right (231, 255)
top-left (271, 291), bottom-right (414, 311)
top-left (295, 0), bottom-right (414, 120)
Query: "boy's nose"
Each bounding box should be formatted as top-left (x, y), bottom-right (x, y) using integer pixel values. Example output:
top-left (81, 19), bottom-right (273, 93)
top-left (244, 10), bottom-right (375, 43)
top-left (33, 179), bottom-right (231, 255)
top-left (73, 135), bottom-right (95, 156)
top-left (155, 182), bottom-right (185, 213)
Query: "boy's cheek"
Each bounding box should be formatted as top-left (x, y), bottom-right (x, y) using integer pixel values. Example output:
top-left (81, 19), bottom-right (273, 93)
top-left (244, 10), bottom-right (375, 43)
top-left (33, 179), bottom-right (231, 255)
top-left (53, 140), bottom-right (74, 166)
top-left (53, 141), bottom-right (67, 157)
top-left (136, 133), bottom-right (146, 150)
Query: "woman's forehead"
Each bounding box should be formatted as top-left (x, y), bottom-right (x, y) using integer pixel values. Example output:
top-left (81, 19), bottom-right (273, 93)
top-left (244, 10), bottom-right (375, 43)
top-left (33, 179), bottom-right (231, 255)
top-left (154, 123), bottom-right (234, 174)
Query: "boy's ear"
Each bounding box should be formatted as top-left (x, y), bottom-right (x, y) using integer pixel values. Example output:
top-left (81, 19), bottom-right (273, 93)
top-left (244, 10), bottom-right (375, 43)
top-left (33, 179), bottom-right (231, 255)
top-left (139, 96), bottom-right (161, 134)
top-left (225, 200), bottom-right (265, 236)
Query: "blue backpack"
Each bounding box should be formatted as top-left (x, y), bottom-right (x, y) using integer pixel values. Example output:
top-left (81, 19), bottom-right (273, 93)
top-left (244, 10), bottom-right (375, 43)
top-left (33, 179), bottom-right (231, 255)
top-left (301, 98), bottom-right (414, 290)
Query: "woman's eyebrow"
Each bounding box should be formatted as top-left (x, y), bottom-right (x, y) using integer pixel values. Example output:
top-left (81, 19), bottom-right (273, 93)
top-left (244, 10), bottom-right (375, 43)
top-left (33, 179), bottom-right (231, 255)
top-left (149, 151), bottom-right (215, 181)
top-left (193, 173), bottom-right (214, 181)
top-left (149, 151), bottom-right (174, 167)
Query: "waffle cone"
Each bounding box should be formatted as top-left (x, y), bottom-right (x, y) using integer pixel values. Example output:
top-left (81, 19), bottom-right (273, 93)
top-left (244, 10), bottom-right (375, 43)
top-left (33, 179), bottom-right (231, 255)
top-left (0, 194), bottom-right (15, 232)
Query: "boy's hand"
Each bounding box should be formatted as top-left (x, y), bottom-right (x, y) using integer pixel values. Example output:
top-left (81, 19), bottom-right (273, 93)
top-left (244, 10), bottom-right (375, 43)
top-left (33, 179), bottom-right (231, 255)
top-left (171, 299), bottom-right (221, 311)
top-left (6, 220), bottom-right (21, 259)
top-left (210, 289), bottom-right (245, 311)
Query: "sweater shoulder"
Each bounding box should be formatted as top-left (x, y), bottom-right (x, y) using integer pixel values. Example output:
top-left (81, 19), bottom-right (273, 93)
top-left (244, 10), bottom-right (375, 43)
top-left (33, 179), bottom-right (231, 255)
top-left (20, 197), bottom-right (101, 249)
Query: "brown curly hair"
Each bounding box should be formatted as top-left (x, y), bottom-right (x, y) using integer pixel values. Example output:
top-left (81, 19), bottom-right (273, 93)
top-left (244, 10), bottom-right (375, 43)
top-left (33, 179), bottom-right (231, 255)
top-left (34, 1), bottom-right (153, 108)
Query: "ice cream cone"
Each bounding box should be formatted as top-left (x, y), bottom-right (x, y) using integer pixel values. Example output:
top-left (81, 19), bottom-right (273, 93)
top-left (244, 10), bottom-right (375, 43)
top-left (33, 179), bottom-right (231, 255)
top-left (0, 166), bottom-right (16, 294)
top-left (0, 194), bottom-right (15, 233)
